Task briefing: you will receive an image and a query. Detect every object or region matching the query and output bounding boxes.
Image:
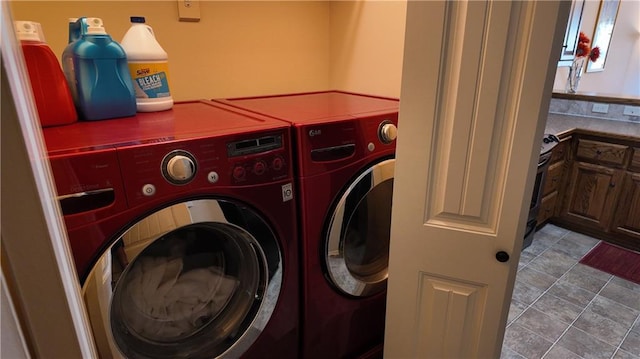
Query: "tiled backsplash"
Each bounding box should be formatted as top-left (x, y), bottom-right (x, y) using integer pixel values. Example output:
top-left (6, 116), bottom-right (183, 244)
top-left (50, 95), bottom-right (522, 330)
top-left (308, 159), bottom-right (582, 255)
top-left (549, 98), bottom-right (640, 123)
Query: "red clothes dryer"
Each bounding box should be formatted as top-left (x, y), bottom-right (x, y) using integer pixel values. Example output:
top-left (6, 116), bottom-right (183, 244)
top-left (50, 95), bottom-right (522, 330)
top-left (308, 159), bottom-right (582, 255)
top-left (215, 91), bottom-right (399, 359)
top-left (42, 101), bottom-right (299, 358)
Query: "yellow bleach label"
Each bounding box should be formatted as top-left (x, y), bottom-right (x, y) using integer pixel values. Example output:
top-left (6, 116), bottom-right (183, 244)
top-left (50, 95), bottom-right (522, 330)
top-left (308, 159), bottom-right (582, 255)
top-left (128, 62), bottom-right (171, 99)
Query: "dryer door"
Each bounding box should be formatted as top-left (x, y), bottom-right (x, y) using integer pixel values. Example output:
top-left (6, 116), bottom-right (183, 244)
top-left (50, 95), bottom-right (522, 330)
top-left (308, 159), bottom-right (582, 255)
top-left (81, 198), bottom-right (282, 359)
top-left (325, 158), bottom-right (394, 297)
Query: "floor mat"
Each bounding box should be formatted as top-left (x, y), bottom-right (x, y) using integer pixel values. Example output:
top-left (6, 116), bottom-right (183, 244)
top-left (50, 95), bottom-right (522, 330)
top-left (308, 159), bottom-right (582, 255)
top-left (579, 242), bottom-right (640, 285)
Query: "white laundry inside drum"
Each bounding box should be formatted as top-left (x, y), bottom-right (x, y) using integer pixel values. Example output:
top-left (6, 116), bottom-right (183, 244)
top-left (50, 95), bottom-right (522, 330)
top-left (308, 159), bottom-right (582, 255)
top-left (88, 202), bottom-right (275, 359)
top-left (122, 255), bottom-right (239, 341)
top-left (108, 221), bottom-right (257, 352)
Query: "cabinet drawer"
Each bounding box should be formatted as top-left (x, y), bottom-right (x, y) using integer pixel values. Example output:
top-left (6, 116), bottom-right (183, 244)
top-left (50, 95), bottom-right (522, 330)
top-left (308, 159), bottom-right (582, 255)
top-left (576, 139), bottom-right (628, 166)
top-left (542, 161), bottom-right (564, 197)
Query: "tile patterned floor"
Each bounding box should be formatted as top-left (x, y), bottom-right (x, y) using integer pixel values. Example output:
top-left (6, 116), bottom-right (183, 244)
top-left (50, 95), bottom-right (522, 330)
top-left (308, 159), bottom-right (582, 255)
top-left (501, 224), bottom-right (640, 359)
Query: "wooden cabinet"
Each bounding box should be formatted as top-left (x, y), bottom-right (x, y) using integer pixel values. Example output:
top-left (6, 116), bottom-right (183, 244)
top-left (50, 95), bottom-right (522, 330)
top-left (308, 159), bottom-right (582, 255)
top-left (560, 161), bottom-right (622, 231)
top-left (555, 133), bottom-right (640, 251)
top-left (537, 137), bottom-right (570, 225)
top-left (611, 171), bottom-right (640, 241)
top-left (610, 147), bottom-right (640, 244)
top-left (630, 147), bottom-right (640, 172)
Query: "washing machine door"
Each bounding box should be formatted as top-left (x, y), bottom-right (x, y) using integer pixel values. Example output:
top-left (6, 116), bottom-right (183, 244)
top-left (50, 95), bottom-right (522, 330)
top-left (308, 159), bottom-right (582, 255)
top-left (325, 158), bottom-right (394, 297)
top-left (81, 198), bottom-right (283, 359)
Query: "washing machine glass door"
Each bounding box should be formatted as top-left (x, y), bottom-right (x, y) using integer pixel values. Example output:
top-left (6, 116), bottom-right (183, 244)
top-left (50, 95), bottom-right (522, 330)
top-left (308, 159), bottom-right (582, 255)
top-left (326, 158), bottom-right (394, 297)
top-left (81, 199), bottom-right (283, 359)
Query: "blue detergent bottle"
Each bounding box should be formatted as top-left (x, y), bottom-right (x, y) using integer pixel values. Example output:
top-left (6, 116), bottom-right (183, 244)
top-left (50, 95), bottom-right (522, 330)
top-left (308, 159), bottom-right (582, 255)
top-left (62, 17), bottom-right (136, 121)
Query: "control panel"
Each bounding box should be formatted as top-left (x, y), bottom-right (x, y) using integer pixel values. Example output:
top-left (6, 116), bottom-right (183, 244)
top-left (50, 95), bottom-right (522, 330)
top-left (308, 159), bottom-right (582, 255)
top-left (541, 133), bottom-right (559, 156)
top-left (117, 131), bottom-right (289, 207)
top-left (299, 113), bottom-right (399, 177)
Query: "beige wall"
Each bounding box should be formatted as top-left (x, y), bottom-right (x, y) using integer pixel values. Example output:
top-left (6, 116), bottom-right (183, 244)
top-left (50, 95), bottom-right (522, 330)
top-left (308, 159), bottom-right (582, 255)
top-left (9, 0), bottom-right (638, 103)
top-left (553, 0), bottom-right (640, 96)
top-left (9, 1), bottom-right (332, 101)
top-left (329, 1), bottom-right (406, 98)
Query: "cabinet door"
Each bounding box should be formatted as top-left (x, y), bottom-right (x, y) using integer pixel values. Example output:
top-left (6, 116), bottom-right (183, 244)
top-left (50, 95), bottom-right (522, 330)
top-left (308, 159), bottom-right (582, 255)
top-left (542, 160), bottom-right (564, 197)
top-left (611, 172), bottom-right (640, 240)
top-left (537, 191), bottom-right (558, 225)
top-left (551, 136), bottom-right (570, 164)
top-left (561, 161), bottom-right (622, 230)
top-left (630, 147), bottom-right (640, 172)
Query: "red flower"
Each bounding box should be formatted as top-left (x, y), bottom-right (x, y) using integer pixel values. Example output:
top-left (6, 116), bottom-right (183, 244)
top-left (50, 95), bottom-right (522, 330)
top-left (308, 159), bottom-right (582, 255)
top-left (574, 31), bottom-right (599, 63)
top-left (578, 32), bottom-right (590, 45)
top-left (589, 46), bottom-right (600, 62)
top-left (576, 42), bottom-right (590, 57)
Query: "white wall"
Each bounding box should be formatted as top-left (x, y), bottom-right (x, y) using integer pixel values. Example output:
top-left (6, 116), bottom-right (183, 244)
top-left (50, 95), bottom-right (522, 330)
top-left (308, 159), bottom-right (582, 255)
top-left (553, 0), bottom-right (640, 96)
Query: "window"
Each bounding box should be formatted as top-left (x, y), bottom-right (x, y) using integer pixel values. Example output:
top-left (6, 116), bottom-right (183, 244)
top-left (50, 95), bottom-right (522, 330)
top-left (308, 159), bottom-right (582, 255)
top-left (559, 0), bottom-right (585, 66)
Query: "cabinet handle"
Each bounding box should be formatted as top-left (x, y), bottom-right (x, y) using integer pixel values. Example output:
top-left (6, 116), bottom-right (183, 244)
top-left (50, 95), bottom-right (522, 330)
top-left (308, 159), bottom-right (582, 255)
top-left (610, 183), bottom-right (616, 188)
top-left (596, 150), bottom-right (602, 155)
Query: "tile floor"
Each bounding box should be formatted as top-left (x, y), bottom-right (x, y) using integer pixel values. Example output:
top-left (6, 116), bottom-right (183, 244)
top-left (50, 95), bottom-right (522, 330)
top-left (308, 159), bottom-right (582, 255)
top-left (501, 224), bottom-right (640, 359)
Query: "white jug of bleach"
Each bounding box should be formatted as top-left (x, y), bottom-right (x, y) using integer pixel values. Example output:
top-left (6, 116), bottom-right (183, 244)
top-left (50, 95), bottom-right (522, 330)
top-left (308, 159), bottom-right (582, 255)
top-left (120, 16), bottom-right (173, 112)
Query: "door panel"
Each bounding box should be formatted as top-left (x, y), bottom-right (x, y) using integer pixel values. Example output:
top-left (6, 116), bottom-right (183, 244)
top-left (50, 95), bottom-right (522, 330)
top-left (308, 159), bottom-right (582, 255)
top-left (385, 1), bottom-right (570, 357)
top-left (325, 159), bottom-right (394, 297)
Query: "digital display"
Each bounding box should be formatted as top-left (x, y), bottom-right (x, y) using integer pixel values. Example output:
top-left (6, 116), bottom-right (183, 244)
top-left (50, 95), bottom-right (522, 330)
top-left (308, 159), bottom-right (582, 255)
top-left (228, 134), bottom-right (282, 157)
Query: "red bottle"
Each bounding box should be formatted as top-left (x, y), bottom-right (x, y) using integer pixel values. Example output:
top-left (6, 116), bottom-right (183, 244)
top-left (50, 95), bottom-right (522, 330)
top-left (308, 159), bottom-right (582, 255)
top-left (15, 21), bottom-right (77, 127)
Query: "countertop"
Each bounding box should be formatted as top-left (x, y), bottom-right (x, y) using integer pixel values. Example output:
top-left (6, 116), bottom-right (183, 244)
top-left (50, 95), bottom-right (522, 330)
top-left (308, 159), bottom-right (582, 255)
top-left (545, 113), bottom-right (640, 141)
top-left (551, 92), bottom-right (640, 106)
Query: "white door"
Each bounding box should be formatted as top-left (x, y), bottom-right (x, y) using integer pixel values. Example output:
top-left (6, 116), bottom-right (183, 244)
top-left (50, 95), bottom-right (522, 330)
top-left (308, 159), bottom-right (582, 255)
top-left (385, 1), bottom-right (570, 358)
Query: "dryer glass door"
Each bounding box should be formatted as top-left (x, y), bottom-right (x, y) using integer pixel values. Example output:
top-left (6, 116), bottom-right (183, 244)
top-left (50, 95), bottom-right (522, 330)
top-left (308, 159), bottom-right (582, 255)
top-left (325, 158), bottom-right (394, 297)
top-left (81, 199), bottom-right (283, 359)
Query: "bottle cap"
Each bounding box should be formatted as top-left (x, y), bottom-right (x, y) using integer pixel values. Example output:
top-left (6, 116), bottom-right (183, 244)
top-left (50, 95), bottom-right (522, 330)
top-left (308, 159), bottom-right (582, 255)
top-left (14, 21), bottom-right (45, 42)
top-left (130, 16), bottom-right (146, 23)
top-left (86, 17), bottom-right (107, 34)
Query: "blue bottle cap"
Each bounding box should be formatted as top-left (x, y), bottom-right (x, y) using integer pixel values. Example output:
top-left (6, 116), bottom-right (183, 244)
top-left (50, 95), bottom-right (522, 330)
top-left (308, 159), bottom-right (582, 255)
top-left (130, 16), bottom-right (146, 23)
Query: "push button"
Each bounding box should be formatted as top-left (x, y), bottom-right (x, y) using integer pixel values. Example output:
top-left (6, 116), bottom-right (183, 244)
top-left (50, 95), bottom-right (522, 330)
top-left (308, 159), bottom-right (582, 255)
top-left (142, 184), bottom-right (156, 196)
top-left (253, 161), bottom-right (267, 175)
top-left (272, 156), bottom-right (284, 171)
top-left (233, 166), bottom-right (246, 180)
top-left (207, 171), bottom-right (219, 184)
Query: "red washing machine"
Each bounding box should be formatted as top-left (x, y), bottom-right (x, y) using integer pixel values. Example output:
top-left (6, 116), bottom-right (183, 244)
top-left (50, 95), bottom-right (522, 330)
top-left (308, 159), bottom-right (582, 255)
top-left (42, 101), bottom-right (299, 359)
top-left (214, 91), bottom-right (399, 359)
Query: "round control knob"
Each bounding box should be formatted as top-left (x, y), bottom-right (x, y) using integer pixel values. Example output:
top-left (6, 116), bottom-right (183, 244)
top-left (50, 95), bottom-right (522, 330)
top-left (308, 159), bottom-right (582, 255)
top-left (378, 121), bottom-right (398, 144)
top-left (253, 161), bottom-right (267, 175)
top-left (161, 150), bottom-right (197, 185)
top-left (272, 157), bottom-right (284, 171)
top-left (233, 166), bottom-right (246, 180)
top-left (167, 155), bottom-right (195, 182)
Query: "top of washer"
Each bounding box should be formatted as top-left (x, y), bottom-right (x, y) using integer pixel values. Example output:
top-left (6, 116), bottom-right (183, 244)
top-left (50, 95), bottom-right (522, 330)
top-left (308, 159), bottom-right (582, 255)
top-left (214, 91), bottom-right (399, 124)
top-left (43, 100), bottom-right (289, 154)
